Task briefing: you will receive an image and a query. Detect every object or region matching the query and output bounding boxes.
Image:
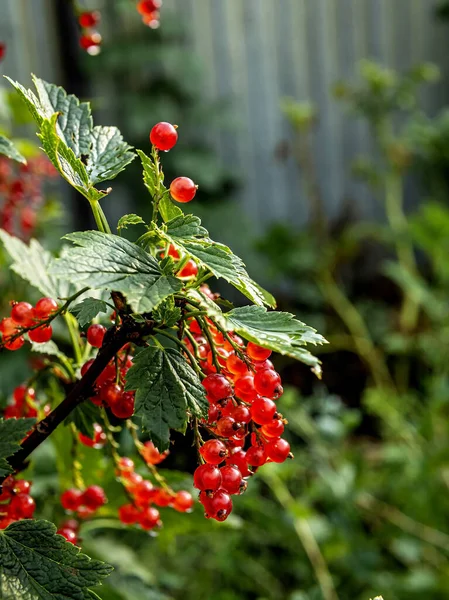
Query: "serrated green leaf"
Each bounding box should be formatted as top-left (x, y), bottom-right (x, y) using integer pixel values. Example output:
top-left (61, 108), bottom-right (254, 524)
top-left (117, 214), bottom-right (146, 232)
top-left (125, 346), bottom-right (208, 450)
top-left (30, 340), bottom-right (64, 358)
top-left (223, 305), bottom-right (326, 370)
top-left (136, 150), bottom-right (182, 222)
top-left (49, 231), bottom-right (183, 313)
top-left (156, 217), bottom-right (276, 307)
top-left (0, 519), bottom-right (113, 600)
top-left (65, 402), bottom-right (102, 438)
top-left (0, 134), bottom-right (26, 163)
top-left (0, 418), bottom-right (36, 478)
top-left (87, 126), bottom-right (135, 184)
top-left (0, 229), bottom-right (74, 298)
top-left (71, 298), bottom-right (109, 328)
top-left (152, 297), bottom-right (182, 327)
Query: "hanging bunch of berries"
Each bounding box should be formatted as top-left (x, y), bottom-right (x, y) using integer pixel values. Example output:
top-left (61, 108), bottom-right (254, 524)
top-left (0, 476), bottom-right (36, 529)
top-left (77, 10), bottom-right (102, 54)
top-left (136, 0), bottom-right (162, 28)
top-left (0, 296), bottom-right (59, 351)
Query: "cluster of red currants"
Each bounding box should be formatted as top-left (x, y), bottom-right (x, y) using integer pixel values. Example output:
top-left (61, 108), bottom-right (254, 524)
top-left (78, 422), bottom-right (107, 448)
top-left (185, 314), bottom-right (291, 521)
top-left (56, 518), bottom-right (81, 545)
top-left (0, 155), bottom-right (58, 239)
top-left (78, 11), bottom-right (102, 55)
top-left (0, 297), bottom-right (58, 350)
top-left (4, 384), bottom-right (38, 419)
top-left (61, 485), bottom-right (107, 523)
top-left (116, 448), bottom-right (194, 531)
top-left (0, 476), bottom-right (36, 529)
top-left (81, 339), bottom-right (136, 420)
top-left (136, 0), bottom-right (162, 28)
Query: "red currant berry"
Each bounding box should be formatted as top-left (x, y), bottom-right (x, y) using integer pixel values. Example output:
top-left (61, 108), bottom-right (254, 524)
top-left (254, 358), bottom-right (275, 372)
top-left (134, 480), bottom-right (156, 506)
top-left (100, 383), bottom-right (124, 406)
top-left (87, 324), bottom-right (106, 348)
top-left (226, 353), bottom-right (249, 376)
top-left (193, 463), bottom-right (222, 492)
top-left (78, 10), bottom-right (100, 28)
top-left (149, 122), bottom-right (178, 151)
top-left (137, 0), bottom-right (162, 16)
top-left (207, 403), bottom-right (220, 423)
top-left (9, 493), bottom-right (36, 519)
top-left (13, 479), bottom-right (31, 495)
top-left (246, 342), bottom-right (272, 362)
top-left (230, 405), bottom-right (251, 424)
top-left (206, 490), bottom-right (233, 521)
top-left (61, 518), bottom-right (80, 532)
top-left (80, 359), bottom-right (94, 377)
top-left (79, 423), bottom-right (107, 448)
top-left (5, 337), bottom-right (25, 351)
top-left (13, 385), bottom-right (35, 406)
top-left (220, 465), bottom-right (245, 495)
top-left (0, 317), bottom-right (19, 336)
top-left (76, 506), bottom-right (96, 519)
top-left (57, 527), bottom-right (77, 544)
top-left (11, 302), bottom-right (34, 327)
top-left (172, 490), bottom-right (194, 512)
top-left (170, 177), bottom-right (197, 203)
top-left (142, 441), bottom-right (169, 465)
top-left (82, 485), bottom-right (107, 510)
top-left (110, 392), bottom-right (135, 419)
top-left (61, 489), bottom-right (83, 511)
top-left (234, 374), bottom-right (257, 402)
top-left (246, 445), bottom-right (267, 467)
top-left (139, 506), bottom-right (161, 530)
top-left (118, 503), bottom-right (140, 525)
top-left (202, 374), bottom-right (233, 402)
top-left (153, 488), bottom-right (174, 507)
top-left (34, 297), bottom-right (58, 319)
top-left (261, 418), bottom-right (285, 439)
top-left (226, 449), bottom-right (251, 477)
top-left (117, 457), bottom-right (134, 473)
top-left (28, 324), bottom-right (52, 343)
top-left (216, 416), bottom-right (238, 438)
top-left (254, 369), bottom-right (282, 399)
top-left (178, 259), bottom-right (198, 278)
top-left (79, 32), bottom-right (102, 51)
top-left (199, 439), bottom-right (228, 465)
top-left (266, 438), bottom-right (291, 463)
top-left (250, 396), bottom-right (277, 425)
top-left (188, 318), bottom-right (202, 335)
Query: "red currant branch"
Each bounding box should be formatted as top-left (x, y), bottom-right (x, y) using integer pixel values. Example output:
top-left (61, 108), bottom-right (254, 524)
top-left (196, 317), bottom-right (221, 372)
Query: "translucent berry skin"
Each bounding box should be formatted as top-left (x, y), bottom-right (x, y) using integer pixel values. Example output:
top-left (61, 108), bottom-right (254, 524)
top-left (226, 449), bottom-right (251, 477)
top-left (266, 438), bottom-right (291, 463)
top-left (254, 369), bottom-right (282, 399)
top-left (234, 374), bottom-right (257, 402)
top-left (5, 336), bottom-right (25, 351)
top-left (28, 324), bottom-right (52, 343)
top-left (216, 416), bottom-right (238, 438)
top-left (220, 465), bottom-right (244, 495)
top-left (110, 392), bottom-right (135, 419)
top-left (14, 479), bottom-right (31, 495)
top-left (57, 527), bottom-right (77, 544)
top-left (199, 439), bottom-right (228, 465)
top-left (11, 302), bottom-right (34, 327)
top-left (61, 489), bottom-right (83, 511)
top-left (80, 359), bottom-right (95, 377)
top-left (137, 0), bottom-right (162, 16)
top-left (261, 418), bottom-right (285, 439)
top-left (193, 463), bottom-right (222, 491)
top-left (0, 317), bottom-right (18, 336)
top-left (9, 493), bottom-right (36, 519)
top-left (173, 490), bottom-right (194, 512)
top-left (34, 297), bottom-right (58, 319)
top-left (246, 445), bottom-right (267, 467)
top-left (206, 490), bottom-right (233, 521)
top-left (150, 122), bottom-right (178, 151)
top-left (142, 440), bottom-right (169, 465)
top-left (82, 485), bottom-right (107, 510)
top-left (170, 177), bottom-right (197, 203)
top-left (230, 405), bottom-right (251, 424)
top-left (226, 354), bottom-right (249, 376)
top-left (78, 11), bottom-right (100, 28)
top-left (202, 374), bottom-right (233, 402)
top-left (79, 33), bottom-right (102, 50)
top-left (100, 383), bottom-right (124, 406)
top-left (118, 503), bottom-right (140, 525)
top-left (13, 385), bottom-right (35, 405)
top-left (139, 506), bottom-right (161, 530)
top-left (87, 324), bottom-right (106, 348)
top-left (250, 396), bottom-right (277, 425)
top-left (178, 259), bottom-right (198, 279)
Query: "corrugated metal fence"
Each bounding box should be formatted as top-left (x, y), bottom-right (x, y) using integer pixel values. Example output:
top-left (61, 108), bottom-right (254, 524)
top-left (161, 0), bottom-right (449, 230)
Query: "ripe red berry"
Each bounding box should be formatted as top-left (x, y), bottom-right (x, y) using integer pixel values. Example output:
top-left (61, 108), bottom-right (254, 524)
top-left (254, 369), bottom-right (282, 399)
top-left (82, 485), bottom-right (107, 510)
top-left (216, 416), bottom-right (239, 438)
top-left (139, 506), bottom-right (161, 530)
top-left (206, 490), bottom-right (233, 521)
top-left (134, 480), bottom-right (156, 507)
top-left (79, 32), bottom-right (102, 52)
top-left (0, 317), bottom-right (18, 336)
top-left (254, 359), bottom-right (275, 372)
top-left (246, 445), bottom-right (267, 467)
top-left (172, 490), bottom-right (194, 512)
top-left (87, 324), bottom-right (106, 348)
top-left (110, 392), bottom-right (135, 419)
top-left (178, 259), bottom-right (198, 278)
top-left (220, 465), bottom-right (245, 495)
top-left (61, 518), bottom-right (80, 532)
top-left (200, 439), bottom-right (228, 465)
top-left (11, 302), bottom-right (34, 327)
top-left (34, 297), bottom-right (58, 319)
top-left (266, 438), bottom-right (291, 463)
top-left (28, 324), bottom-right (52, 343)
top-left (137, 0), bottom-right (162, 16)
top-left (193, 463), bottom-right (222, 491)
top-left (261, 418), bottom-right (285, 439)
top-left (4, 336), bottom-right (25, 351)
top-left (61, 489), bottom-right (83, 512)
top-left (13, 479), bottom-right (31, 495)
top-left (142, 441), bottom-right (169, 465)
top-left (230, 405), bottom-right (251, 424)
top-left (202, 374), bottom-right (233, 402)
top-left (150, 122), bottom-right (178, 151)
top-left (79, 423), bottom-right (107, 448)
top-left (57, 527), bottom-right (77, 544)
top-left (250, 396), bottom-right (277, 425)
top-left (246, 342), bottom-right (272, 362)
top-left (226, 448), bottom-right (251, 477)
top-left (153, 488), bottom-right (174, 507)
top-left (226, 354), bottom-right (249, 376)
top-left (13, 385), bottom-right (35, 405)
top-left (234, 374), bottom-right (257, 402)
top-left (9, 493), bottom-right (36, 519)
top-left (118, 503), bottom-right (140, 525)
top-left (80, 359), bottom-right (94, 377)
top-left (78, 10), bottom-right (100, 28)
top-left (100, 383), bottom-right (123, 406)
top-left (170, 177), bottom-right (197, 203)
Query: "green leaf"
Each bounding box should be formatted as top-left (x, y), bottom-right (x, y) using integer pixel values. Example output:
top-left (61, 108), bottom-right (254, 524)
top-left (0, 519), bottom-right (112, 599)
top-left (223, 305), bottom-right (326, 371)
top-left (157, 216), bottom-right (276, 307)
top-left (71, 298), bottom-right (109, 328)
top-left (0, 229), bottom-right (75, 298)
top-left (30, 340), bottom-right (64, 358)
top-left (65, 402), bottom-right (102, 438)
top-left (49, 231), bottom-right (183, 313)
top-left (125, 346), bottom-right (208, 450)
top-left (117, 214), bottom-right (146, 232)
top-left (0, 134), bottom-right (26, 163)
top-left (152, 297), bottom-right (182, 328)
top-left (6, 75), bottom-right (135, 201)
top-left (136, 150), bottom-right (182, 222)
top-left (0, 418), bottom-right (36, 478)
